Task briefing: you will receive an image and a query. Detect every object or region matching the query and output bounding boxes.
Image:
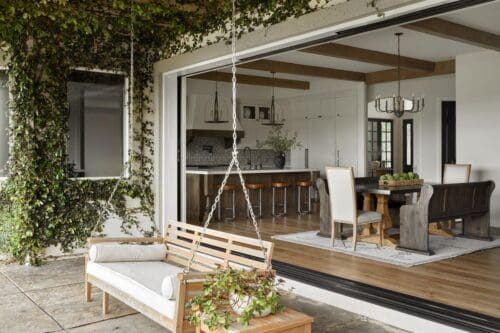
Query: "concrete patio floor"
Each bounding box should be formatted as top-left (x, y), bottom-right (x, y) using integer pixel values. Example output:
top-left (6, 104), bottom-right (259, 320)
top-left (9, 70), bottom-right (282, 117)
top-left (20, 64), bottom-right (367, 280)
top-left (0, 257), bottom-right (404, 333)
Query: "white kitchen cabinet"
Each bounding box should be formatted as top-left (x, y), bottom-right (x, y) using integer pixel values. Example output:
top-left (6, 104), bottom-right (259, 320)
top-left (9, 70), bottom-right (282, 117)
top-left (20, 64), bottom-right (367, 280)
top-left (288, 90), bottom-right (359, 176)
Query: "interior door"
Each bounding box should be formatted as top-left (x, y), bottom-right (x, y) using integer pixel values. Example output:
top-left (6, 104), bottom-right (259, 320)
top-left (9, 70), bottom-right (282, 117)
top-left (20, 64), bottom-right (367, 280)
top-left (335, 93), bottom-right (357, 171)
top-left (441, 101), bottom-right (456, 173)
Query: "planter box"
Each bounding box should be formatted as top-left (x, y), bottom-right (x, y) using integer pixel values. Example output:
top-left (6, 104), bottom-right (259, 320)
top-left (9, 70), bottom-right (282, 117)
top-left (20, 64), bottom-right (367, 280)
top-left (379, 179), bottom-right (424, 187)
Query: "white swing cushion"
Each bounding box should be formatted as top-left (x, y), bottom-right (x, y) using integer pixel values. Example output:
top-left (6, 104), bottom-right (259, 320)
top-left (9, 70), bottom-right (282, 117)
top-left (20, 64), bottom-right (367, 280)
top-left (89, 243), bottom-right (167, 262)
top-left (161, 275), bottom-right (178, 300)
top-left (86, 261), bottom-right (183, 318)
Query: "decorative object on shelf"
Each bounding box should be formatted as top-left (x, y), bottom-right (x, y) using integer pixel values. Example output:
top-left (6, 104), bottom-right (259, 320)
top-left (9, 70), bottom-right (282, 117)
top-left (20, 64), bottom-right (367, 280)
top-left (374, 32), bottom-right (425, 118)
top-left (242, 105), bottom-right (256, 119)
top-left (258, 126), bottom-right (301, 169)
top-left (379, 172), bottom-right (423, 187)
top-left (262, 72), bottom-right (285, 126)
top-left (205, 75), bottom-right (229, 123)
top-left (186, 266), bottom-right (284, 331)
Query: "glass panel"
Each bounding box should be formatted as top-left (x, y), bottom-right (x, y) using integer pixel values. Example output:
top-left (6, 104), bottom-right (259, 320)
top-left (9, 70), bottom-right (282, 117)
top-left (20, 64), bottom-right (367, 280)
top-left (68, 74), bottom-right (125, 177)
top-left (406, 123), bottom-right (412, 165)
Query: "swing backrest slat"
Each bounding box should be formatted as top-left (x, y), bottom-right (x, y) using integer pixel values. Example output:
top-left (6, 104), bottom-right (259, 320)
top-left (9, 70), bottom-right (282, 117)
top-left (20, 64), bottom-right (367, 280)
top-left (164, 220), bottom-right (274, 271)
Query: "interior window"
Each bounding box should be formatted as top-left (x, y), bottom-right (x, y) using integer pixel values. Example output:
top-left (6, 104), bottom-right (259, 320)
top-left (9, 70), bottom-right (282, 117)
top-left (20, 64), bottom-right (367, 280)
top-left (0, 72), bottom-right (9, 177)
top-left (367, 118), bottom-right (393, 176)
top-left (67, 71), bottom-right (126, 177)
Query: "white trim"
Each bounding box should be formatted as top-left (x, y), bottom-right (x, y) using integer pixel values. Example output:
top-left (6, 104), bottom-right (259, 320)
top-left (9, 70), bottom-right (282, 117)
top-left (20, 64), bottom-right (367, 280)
top-left (180, 77), bottom-right (187, 222)
top-left (281, 276), bottom-right (468, 333)
top-left (160, 74), bottom-right (179, 233)
top-left (69, 177), bottom-right (121, 181)
top-left (73, 67), bottom-right (127, 76)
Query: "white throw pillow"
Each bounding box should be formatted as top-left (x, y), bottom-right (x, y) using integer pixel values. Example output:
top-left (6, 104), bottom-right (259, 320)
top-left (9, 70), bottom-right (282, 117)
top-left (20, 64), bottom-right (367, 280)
top-left (89, 243), bottom-right (167, 262)
top-left (161, 274), bottom-right (178, 300)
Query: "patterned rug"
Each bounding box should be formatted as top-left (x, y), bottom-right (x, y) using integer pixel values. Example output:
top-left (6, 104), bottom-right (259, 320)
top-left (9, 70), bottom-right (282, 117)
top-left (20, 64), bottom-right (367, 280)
top-left (272, 231), bottom-right (500, 267)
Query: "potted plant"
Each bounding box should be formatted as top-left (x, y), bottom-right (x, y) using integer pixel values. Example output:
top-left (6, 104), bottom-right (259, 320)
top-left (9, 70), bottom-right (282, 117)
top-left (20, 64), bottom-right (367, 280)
top-left (258, 126), bottom-right (301, 169)
top-left (186, 266), bottom-right (285, 331)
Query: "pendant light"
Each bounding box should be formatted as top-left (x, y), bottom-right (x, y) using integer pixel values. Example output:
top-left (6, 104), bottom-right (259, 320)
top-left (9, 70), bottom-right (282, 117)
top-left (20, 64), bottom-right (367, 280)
top-left (205, 75), bottom-right (228, 123)
top-left (374, 32), bottom-right (424, 118)
top-left (262, 72), bottom-right (284, 127)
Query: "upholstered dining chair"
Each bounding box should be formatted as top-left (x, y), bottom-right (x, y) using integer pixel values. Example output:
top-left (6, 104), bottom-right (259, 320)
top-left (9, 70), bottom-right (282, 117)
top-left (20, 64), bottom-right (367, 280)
top-left (325, 166), bottom-right (383, 251)
top-left (443, 164), bottom-right (471, 184)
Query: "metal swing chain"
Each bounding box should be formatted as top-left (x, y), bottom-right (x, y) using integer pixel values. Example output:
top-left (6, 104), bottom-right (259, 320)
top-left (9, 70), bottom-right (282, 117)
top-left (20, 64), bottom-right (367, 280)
top-left (185, 0), bottom-right (270, 273)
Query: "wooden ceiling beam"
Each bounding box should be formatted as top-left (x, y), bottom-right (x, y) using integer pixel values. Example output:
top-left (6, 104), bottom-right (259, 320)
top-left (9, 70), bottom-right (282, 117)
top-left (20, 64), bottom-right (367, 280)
top-left (300, 43), bottom-right (435, 72)
top-left (365, 59), bottom-right (455, 85)
top-left (239, 59), bottom-right (366, 82)
top-left (190, 71), bottom-right (310, 90)
top-left (403, 18), bottom-right (500, 52)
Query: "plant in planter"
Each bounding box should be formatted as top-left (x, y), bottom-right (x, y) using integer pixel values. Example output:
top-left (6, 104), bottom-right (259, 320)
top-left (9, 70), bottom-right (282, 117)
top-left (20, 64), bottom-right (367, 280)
top-left (258, 127), bottom-right (301, 169)
top-left (186, 266), bottom-right (285, 331)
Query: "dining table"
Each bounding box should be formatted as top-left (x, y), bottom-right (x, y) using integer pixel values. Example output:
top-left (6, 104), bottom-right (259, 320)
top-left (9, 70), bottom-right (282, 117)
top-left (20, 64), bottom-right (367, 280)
top-left (355, 183), bottom-right (424, 247)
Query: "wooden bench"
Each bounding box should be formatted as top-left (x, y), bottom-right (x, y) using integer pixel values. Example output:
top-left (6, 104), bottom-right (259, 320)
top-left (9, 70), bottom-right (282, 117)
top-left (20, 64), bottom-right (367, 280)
top-left (85, 220), bottom-right (274, 333)
top-left (399, 181), bottom-right (495, 255)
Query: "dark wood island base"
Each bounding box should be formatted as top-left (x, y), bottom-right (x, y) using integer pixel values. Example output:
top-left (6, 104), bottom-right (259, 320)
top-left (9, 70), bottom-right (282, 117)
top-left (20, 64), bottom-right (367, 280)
top-left (186, 168), bottom-right (320, 224)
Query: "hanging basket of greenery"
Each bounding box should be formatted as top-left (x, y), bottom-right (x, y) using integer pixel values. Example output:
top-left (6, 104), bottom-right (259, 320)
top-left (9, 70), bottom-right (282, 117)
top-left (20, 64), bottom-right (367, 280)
top-left (186, 266), bottom-right (285, 331)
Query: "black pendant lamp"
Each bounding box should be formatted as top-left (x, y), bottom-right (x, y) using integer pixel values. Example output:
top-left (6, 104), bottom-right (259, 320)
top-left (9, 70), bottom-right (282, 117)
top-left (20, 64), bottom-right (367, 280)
top-left (262, 72), bottom-right (284, 127)
top-left (205, 77), bottom-right (228, 123)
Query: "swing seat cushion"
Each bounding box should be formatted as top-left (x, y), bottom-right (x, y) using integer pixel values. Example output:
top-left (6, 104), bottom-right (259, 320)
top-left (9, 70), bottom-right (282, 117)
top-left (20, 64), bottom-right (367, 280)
top-left (86, 261), bottom-right (184, 319)
top-left (89, 243), bottom-right (167, 262)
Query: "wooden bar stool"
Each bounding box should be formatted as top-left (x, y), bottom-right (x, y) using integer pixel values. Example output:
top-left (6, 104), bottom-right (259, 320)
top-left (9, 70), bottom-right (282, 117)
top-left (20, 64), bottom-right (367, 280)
top-left (272, 182), bottom-right (289, 217)
top-left (217, 184), bottom-right (237, 221)
top-left (296, 180), bottom-right (312, 214)
top-left (246, 183), bottom-right (264, 218)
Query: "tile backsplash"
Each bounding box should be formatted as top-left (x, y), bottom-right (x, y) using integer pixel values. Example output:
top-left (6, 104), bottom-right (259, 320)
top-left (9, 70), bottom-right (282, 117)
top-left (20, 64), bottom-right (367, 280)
top-left (187, 136), bottom-right (287, 167)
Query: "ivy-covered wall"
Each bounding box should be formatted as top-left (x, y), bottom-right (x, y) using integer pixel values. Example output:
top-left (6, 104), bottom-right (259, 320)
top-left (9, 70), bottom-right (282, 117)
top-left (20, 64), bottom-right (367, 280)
top-left (0, 0), bottom-right (353, 265)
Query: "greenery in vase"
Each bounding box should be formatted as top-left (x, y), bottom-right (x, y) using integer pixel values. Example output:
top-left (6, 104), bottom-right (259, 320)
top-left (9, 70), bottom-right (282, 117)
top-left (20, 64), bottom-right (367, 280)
top-left (186, 266), bottom-right (285, 331)
top-left (258, 126), bottom-right (302, 153)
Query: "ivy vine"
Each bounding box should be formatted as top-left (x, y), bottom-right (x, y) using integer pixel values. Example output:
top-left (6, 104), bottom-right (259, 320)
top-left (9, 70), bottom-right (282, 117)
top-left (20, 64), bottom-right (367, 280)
top-left (0, 0), bottom-right (347, 264)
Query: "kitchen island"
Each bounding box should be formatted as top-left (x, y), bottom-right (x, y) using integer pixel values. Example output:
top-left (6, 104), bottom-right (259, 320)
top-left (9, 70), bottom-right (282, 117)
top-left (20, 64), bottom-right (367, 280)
top-left (186, 167), bottom-right (320, 223)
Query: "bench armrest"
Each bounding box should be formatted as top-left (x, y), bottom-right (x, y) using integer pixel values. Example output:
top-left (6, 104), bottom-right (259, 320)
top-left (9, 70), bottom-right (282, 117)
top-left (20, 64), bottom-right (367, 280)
top-left (87, 237), bottom-right (164, 246)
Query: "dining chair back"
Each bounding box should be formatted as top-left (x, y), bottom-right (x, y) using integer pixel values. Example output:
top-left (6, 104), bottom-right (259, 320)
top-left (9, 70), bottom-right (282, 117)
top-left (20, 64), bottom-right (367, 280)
top-left (325, 167), bottom-right (357, 225)
top-left (443, 164), bottom-right (471, 184)
top-left (325, 167), bottom-right (383, 251)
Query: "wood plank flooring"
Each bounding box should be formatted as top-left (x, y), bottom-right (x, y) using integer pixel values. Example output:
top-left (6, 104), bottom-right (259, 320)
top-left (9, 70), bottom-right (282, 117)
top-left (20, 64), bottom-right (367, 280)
top-left (206, 214), bottom-right (500, 318)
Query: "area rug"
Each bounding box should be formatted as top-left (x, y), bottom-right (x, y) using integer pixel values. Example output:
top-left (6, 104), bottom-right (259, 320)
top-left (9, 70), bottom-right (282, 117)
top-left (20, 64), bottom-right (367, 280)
top-left (271, 231), bottom-right (500, 267)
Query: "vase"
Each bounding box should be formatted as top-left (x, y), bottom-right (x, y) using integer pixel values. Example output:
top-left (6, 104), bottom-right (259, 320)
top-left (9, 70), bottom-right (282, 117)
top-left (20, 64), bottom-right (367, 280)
top-left (230, 294), bottom-right (272, 317)
top-left (274, 152), bottom-right (286, 169)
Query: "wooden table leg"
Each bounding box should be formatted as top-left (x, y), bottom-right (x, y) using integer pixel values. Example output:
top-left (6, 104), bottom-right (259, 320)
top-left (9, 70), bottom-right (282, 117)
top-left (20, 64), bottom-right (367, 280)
top-left (357, 194), bottom-right (398, 247)
top-left (362, 192), bottom-right (374, 236)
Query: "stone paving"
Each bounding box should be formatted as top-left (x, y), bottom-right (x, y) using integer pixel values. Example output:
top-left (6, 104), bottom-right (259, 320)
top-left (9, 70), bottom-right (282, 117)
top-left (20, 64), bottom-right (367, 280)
top-left (0, 257), bottom-right (405, 333)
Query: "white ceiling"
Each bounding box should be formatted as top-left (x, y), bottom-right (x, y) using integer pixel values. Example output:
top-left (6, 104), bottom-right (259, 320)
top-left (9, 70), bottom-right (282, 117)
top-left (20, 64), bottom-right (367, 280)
top-left (232, 0), bottom-right (500, 80)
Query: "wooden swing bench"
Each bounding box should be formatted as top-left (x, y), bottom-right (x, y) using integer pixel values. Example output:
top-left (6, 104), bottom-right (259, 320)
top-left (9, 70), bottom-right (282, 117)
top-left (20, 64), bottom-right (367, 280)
top-left (85, 220), bottom-right (274, 333)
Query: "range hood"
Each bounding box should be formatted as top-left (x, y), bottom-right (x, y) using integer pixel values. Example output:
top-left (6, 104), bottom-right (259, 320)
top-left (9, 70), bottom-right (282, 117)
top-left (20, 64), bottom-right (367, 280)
top-left (186, 94), bottom-right (244, 142)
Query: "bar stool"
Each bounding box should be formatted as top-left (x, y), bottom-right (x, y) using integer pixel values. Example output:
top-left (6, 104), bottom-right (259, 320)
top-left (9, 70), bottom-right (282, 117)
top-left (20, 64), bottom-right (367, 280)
top-left (246, 183), bottom-right (265, 218)
top-left (272, 182), bottom-right (289, 217)
top-left (296, 180), bottom-right (312, 214)
top-left (217, 184), bottom-right (237, 221)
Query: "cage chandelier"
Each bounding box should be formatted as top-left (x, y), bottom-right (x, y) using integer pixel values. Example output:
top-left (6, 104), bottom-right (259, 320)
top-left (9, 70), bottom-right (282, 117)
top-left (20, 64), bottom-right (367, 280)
top-left (374, 32), bottom-right (424, 118)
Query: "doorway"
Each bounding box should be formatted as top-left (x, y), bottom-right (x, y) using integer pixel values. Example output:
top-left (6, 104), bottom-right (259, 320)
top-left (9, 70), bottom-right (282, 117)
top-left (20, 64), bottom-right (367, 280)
top-left (441, 101), bottom-right (456, 175)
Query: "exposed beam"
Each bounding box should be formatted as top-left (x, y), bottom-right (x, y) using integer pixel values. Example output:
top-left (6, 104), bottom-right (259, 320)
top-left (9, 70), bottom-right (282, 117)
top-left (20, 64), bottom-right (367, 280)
top-left (300, 43), bottom-right (435, 72)
top-left (404, 18), bottom-right (500, 52)
top-left (239, 59), bottom-right (366, 82)
top-left (365, 59), bottom-right (455, 85)
top-left (190, 71), bottom-right (310, 90)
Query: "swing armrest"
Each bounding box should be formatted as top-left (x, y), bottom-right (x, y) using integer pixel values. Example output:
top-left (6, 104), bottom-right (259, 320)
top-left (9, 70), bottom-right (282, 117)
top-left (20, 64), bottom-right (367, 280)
top-left (87, 237), bottom-right (164, 246)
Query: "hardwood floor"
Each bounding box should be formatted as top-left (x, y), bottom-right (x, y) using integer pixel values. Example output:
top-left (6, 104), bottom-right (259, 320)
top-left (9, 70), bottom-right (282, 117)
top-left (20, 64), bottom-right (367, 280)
top-left (206, 213), bottom-right (500, 318)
